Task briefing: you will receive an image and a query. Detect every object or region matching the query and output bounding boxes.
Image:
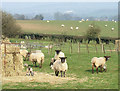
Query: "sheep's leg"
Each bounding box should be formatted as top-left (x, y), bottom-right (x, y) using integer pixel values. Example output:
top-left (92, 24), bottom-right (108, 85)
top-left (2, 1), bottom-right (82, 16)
top-left (96, 67), bottom-right (98, 74)
top-left (92, 64), bottom-right (94, 74)
top-left (60, 71), bottom-right (62, 77)
top-left (100, 66), bottom-right (103, 72)
top-left (39, 60), bottom-right (42, 68)
top-left (63, 71), bottom-right (65, 77)
top-left (55, 71), bottom-right (59, 76)
top-left (35, 61), bottom-right (37, 67)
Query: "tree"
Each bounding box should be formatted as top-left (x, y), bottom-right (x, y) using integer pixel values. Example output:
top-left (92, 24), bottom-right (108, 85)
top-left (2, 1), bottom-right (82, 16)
top-left (85, 24), bottom-right (101, 43)
top-left (2, 11), bottom-right (21, 38)
top-left (33, 14), bottom-right (44, 20)
top-left (13, 14), bottom-right (25, 20)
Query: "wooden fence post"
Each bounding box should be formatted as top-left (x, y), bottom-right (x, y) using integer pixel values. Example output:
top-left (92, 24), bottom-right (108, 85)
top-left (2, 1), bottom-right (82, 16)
top-left (78, 42), bottom-right (80, 53)
top-left (103, 44), bottom-right (105, 54)
top-left (109, 45), bottom-right (112, 54)
top-left (86, 44), bottom-right (89, 53)
top-left (95, 44), bottom-right (98, 53)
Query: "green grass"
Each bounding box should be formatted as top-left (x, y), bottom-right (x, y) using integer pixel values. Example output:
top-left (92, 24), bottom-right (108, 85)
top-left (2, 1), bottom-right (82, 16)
top-left (17, 20), bottom-right (118, 38)
top-left (2, 38), bottom-right (118, 89)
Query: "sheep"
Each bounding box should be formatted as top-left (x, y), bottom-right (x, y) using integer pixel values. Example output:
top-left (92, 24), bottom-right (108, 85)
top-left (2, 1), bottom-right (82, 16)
top-left (111, 28), bottom-right (114, 31)
top-left (26, 66), bottom-right (34, 76)
top-left (61, 24), bottom-right (65, 27)
top-left (47, 20), bottom-right (50, 23)
top-left (76, 27), bottom-right (79, 30)
top-left (86, 19), bottom-right (89, 21)
top-left (50, 50), bottom-right (65, 67)
top-left (114, 21), bottom-right (117, 23)
top-left (91, 56), bottom-right (111, 74)
top-left (20, 49), bottom-right (28, 61)
top-left (28, 51), bottom-right (45, 68)
top-left (81, 19), bottom-right (85, 22)
top-left (105, 25), bottom-right (107, 27)
top-left (70, 27), bottom-right (73, 30)
top-left (52, 57), bottom-right (68, 77)
top-left (79, 21), bottom-right (82, 23)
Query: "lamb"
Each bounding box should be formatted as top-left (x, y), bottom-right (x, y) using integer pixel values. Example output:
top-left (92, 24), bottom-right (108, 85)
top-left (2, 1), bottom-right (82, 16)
top-left (91, 56), bottom-right (111, 74)
top-left (52, 57), bottom-right (68, 77)
top-left (20, 49), bottom-right (28, 61)
top-left (50, 50), bottom-right (65, 67)
top-left (28, 51), bottom-right (45, 68)
top-left (26, 66), bottom-right (34, 76)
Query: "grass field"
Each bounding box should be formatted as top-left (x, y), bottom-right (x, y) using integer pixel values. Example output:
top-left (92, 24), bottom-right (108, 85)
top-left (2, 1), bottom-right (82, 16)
top-left (2, 38), bottom-right (118, 89)
top-left (17, 20), bottom-right (118, 38)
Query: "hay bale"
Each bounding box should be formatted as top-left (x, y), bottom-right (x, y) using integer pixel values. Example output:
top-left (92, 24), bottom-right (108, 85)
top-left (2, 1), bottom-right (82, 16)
top-left (1, 38), bottom-right (23, 77)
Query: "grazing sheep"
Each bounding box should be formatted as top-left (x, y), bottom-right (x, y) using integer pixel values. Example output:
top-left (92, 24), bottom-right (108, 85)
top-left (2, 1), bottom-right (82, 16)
top-left (112, 20), bottom-right (114, 21)
top-left (20, 49), bottom-right (28, 61)
top-left (81, 19), bottom-right (85, 22)
top-left (61, 24), bottom-right (65, 27)
top-left (111, 28), bottom-right (114, 31)
top-left (86, 19), bottom-right (89, 21)
top-left (91, 56), bottom-right (111, 74)
top-left (50, 50), bottom-right (65, 67)
top-left (76, 27), bottom-right (79, 30)
top-left (105, 25), bottom-right (107, 27)
top-left (114, 21), bottom-right (117, 23)
top-left (28, 51), bottom-right (45, 68)
top-left (79, 21), bottom-right (82, 23)
top-left (52, 57), bottom-right (68, 77)
top-left (70, 27), bottom-right (73, 30)
top-left (47, 20), bottom-right (50, 23)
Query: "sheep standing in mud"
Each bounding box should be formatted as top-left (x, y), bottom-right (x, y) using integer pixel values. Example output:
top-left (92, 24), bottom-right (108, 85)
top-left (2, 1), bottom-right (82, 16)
top-left (52, 57), bottom-right (68, 77)
top-left (91, 56), bottom-right (111, 74)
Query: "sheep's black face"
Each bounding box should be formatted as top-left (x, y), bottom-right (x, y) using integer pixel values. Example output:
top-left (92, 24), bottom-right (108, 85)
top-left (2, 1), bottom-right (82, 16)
top-left (60, 57), bottom-right (67, 63)
top-left (49, 62), bottom-right (53, 66)
top-left (55, 50), bottom-right (61, 55)
top-left (104, 56), bottom-right (111, 61)
top-left (26, 52), bottom-right (31, 57)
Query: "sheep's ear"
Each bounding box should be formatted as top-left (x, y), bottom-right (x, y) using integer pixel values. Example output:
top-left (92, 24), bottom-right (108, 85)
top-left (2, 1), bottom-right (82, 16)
top-left (65, 57), bottom-right (67, 59)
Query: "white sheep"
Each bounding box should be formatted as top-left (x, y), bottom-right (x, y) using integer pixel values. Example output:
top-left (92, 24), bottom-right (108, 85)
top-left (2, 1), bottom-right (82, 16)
top-left (61, 24), bottom-right (65, 27)
top-left (52, 57), bottom-right (68, 77)
top-left (50, 50), bottom-right (65, 67)
top-left (91, 56), bottom-right (111, 74)
top-left (86, 19), bottom-right (89, 21)
top-left (81, 19), bottom-right (85, 22)
top-left (76, 27), bottom-right (79, 30)
top-left (47, 20), bottom-right (50, 23)
top-left (29, 52), bottom-right (44, 68)
top-left (105, 25), bottom-right (107, 27)
top-left (111, 28), bottom-right (114, 31)
top-left (70, 27), bottom-right (73, 30)
top-left (20, 49), bottom-right (28, 61)
top-left (79, 21), bottom-right (82, 23)
top-left (114, 21), bottom-right (117, 23)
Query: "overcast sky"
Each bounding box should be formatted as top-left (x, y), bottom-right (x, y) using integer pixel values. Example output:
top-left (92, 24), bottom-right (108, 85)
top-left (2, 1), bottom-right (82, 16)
top-left (2, 0), bottom-right (120, 2)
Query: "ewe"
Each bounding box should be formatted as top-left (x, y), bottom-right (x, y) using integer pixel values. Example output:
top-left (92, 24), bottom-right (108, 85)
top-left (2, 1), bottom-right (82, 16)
top-left (52, 57), bottom-right (68, 77)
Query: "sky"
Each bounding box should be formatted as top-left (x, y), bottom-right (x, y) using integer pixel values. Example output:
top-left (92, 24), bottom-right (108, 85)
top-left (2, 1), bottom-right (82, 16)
top-left (1, 0), bottom-right (120, 2)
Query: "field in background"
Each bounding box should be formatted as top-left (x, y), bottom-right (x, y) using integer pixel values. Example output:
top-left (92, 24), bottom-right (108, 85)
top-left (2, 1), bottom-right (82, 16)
top-left (17, 20), bottom-right (118, 38)
top-left (2, 38), bottom-right (118, 89)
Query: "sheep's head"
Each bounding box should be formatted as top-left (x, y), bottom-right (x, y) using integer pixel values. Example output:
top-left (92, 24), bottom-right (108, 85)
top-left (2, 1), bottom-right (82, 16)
top-left (55, 50), bottom-right (61, 55)
top-left (104, 56), bottom-right (111, 61)
top-left (59, 57), bottom-right (67, 63)
top-left (26, 52), bottom-right (31, 58)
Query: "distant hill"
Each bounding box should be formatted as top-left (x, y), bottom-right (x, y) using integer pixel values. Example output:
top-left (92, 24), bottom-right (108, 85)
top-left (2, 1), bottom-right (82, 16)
top-left (2, 2), bottom-right (118, 20)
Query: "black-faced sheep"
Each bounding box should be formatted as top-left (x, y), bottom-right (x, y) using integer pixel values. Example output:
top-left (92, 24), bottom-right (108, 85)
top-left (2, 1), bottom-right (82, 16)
top-left (52, 57), bottom-right (68, 77)
top-left (91, 56), bottom-right (111, 74)
top-left (50, 50), bottom-right (65, 67)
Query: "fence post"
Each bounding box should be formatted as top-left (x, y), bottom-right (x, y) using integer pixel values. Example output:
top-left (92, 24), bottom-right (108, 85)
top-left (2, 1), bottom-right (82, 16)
top-left (109, 45), bottom-right (112, 54)
top-left (95, 44), bottom-right (98, 53)
top-left (103, 44), bottom-right (105, 54)
top-left (86, 43), bottom-right (89, 53)
top-left (78, 42), bottom-right (80, 53)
